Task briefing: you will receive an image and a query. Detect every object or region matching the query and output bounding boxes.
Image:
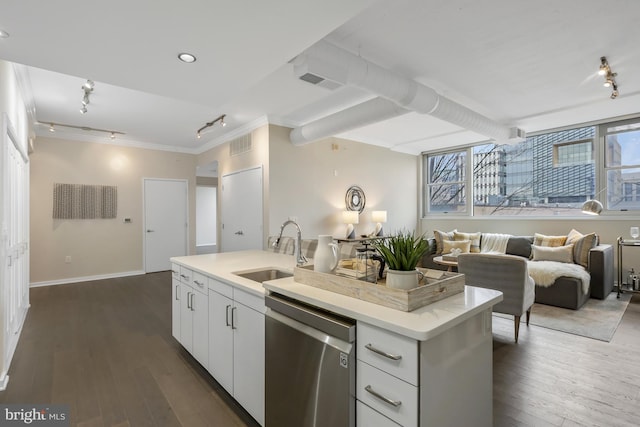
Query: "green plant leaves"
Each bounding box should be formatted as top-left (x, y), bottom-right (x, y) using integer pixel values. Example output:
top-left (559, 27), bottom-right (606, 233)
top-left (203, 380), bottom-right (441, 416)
top-left (372, 230), bottom-right (429, 271)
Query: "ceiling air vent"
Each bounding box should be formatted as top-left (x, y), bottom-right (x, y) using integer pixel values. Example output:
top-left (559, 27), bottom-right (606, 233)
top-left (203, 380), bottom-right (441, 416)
top-left (229, 134), bottom-right (252, 157)
top-left (297, 72), bottom-right (342, 90)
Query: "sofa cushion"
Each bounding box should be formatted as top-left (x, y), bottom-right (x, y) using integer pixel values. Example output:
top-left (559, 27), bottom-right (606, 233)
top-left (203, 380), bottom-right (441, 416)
top-left (453, 231), bottom-right (481, 253)
top-left (433, 229), bottom-right (455, 255)
top-left (531, 244), bottom-right (574, 263)
top-left (565, 229), bottom-right (598, 268)
top-left (442, 239), bottom-right (471, 254)
top-left (533, 233), bottom-right (567, 247)
top-left (505, 236), bottom-right (534, 258)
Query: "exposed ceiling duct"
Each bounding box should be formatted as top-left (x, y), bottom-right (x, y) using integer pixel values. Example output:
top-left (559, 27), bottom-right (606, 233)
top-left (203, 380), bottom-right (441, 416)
top-left (290, 40), bottom-right (525, 146)
top-left (289, 97), bottom-right (409, 145)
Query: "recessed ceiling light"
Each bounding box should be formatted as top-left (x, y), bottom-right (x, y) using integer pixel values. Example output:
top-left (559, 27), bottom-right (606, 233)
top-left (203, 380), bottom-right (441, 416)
top-left (0, 29), bottom-right (9, 38)
top-left (178, 53), bottom-right (196, 63)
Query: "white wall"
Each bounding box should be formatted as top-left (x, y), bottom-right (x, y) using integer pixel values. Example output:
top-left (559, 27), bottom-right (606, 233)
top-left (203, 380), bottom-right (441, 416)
top-left (268, 125), bottom-right (419, 239)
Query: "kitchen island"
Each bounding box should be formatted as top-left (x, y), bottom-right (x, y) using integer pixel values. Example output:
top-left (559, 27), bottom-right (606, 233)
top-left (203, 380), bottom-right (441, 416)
top-left (171, 250), bottom-right (502, 427)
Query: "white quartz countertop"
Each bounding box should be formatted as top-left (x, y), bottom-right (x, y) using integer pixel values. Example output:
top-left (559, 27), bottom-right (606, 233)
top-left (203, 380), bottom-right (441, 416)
top-left (171, 250), bottom-right (299, 297)
top-left (171, 250), bottom-right (503, 341)
top-left (263, 278), bottom-right (502, 341)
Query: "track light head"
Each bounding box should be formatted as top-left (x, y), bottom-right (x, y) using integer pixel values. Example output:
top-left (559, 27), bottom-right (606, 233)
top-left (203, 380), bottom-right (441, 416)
top-left (80, 106), bottom-right (88, 114)
top-left (598, 56), bottom-right (619, 99)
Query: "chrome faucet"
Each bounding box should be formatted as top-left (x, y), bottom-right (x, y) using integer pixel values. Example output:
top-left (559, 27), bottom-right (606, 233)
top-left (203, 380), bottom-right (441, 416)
top-left (274, 220), bottom-right (308, 266)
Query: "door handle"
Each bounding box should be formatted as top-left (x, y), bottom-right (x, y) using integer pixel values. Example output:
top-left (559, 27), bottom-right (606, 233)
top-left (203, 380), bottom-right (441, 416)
top-left (365, 385), bottom-right (402, 407)
top-left (225, 305), bottom-right (232, 326)
top-left (190, 293), bottom-right (195, 311)
top-left (186, 292), bottom-right (192, 309)
top-left (175, 285), bottom-right (179, 300)
top-left (146, 229), bottom-right (155, 233)
top-left (365, 343), bottom-right (402, 360)
top-left (231, 306), bottom-right (237, 329)
top-left (234, 230), bottom-right (244, 235)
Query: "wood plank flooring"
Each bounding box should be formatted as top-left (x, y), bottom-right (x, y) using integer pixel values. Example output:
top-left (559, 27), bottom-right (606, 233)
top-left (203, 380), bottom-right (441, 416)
top-left (1, 272), bottom-right (639, 426)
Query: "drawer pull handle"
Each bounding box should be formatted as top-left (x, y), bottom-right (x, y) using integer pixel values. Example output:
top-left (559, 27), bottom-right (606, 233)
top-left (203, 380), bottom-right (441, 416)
top-left (365, 343), bottom-right (402, 360)
top-left (365, 385), bottom-right (402, 407)
top-left (193, 280), bottom-right (204, 287)
top-left (180, 274), bottom-right (190, 281)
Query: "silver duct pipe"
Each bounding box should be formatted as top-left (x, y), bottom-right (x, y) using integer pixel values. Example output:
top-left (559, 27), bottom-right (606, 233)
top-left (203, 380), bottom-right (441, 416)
top-left (291, 40), bottom-right (523, 145)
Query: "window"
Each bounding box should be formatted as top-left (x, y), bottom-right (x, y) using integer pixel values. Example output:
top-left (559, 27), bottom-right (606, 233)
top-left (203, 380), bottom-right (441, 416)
top-left (424, 125), bottom-right (600, 216)
top-left (604, 119), bottom-right (640, 211)
top-left (424, 150), bottom-right (466, 214)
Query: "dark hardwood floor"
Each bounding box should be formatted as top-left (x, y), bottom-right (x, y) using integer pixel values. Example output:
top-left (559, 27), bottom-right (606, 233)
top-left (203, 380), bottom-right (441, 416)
top-left (1, 272), bottom-right (639, 426)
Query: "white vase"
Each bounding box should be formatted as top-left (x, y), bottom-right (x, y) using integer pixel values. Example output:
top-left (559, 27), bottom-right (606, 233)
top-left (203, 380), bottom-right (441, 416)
top-left (385, 269), bottom-right (421, 290)
top-left (314, 235), bottom-right (339, 273)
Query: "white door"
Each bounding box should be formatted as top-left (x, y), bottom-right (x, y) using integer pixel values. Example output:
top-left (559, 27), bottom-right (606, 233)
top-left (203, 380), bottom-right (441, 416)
top-left (144, 179), bottom-right (188, 272)
top-left (221, 167), bottom-right (263, 252)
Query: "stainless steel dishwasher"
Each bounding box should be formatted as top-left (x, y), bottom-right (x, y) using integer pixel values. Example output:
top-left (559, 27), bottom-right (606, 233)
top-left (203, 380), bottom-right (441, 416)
top-left (265, 292), bottom-right (356, 427)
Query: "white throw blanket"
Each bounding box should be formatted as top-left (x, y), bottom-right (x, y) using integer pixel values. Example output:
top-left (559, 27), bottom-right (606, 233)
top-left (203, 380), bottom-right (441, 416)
top-left (481, 233), bottom-right (510, 254)
top-left (527, 260), bottom-right (590, 295)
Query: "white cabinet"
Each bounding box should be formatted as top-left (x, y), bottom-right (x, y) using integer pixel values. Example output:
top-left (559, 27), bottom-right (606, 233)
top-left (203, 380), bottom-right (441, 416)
top-left (356, 322), bottom-right (419, 427)
top-left (208, 278), bottom-right (265, 426)
top-left (208, 283), bottom-right (234, 393)
top-left (175, 265), bottom-right (209, 369)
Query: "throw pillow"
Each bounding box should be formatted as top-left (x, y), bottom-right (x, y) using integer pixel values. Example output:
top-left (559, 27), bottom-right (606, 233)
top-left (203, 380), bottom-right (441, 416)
top-left (565, 229), bottom-right (598, 268)
top-left (505, 236), bottom-right (534, 258)
top-left (442, 239), bottom-right (471, 254)
top-left (531, 244), bottom-right (574, 263)
top-left (433, 229), bottom-right (456, 255)
top-left (533, 233), bottom-right (567, 247)
top-left (453, 231), bottom-right (481, 253)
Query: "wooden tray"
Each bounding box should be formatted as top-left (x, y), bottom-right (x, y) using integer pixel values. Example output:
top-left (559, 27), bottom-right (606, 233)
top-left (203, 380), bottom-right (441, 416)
top-left (293, 265), bottom-right (464, 312)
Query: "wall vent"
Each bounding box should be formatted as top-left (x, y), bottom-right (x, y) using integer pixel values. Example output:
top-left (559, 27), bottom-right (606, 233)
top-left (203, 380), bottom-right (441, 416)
top-left (229, 134), bottom-right (252, 156)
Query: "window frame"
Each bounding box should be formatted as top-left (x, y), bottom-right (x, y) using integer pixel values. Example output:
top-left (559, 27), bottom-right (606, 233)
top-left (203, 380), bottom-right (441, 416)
top-left (422, 115), bottom-right (640, 218)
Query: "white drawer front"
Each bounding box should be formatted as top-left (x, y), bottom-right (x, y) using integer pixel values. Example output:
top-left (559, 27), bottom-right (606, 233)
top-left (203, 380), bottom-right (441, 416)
top-left (179, 266), bottom-right (193, 285)
top-left (357, 322), bottom-right (418, 385)
top-left (171, 263), bottom-right (180, 280)
top-left (208, 278), bottom-right (233, 299)
top-left (233, 287), bottom-right (265, 313)
top-left (357, 362), bottom-right (418, 427)
top-left (357, 401), bottom-right (401, 427)
top-left (191, 271), bottom-right (208, 295)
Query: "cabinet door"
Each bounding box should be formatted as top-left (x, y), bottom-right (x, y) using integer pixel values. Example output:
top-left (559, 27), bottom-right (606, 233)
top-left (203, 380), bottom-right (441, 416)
top-left (171, 279), bottom-right (181, 342)
top-left (208, 290), bottom-right (234, 394)
top-left (233, 301), bottom-right (265, 426)
top-left (191, 289), bottom-right (209, 369)
top-left (180, 285), bottom-right (193, 353)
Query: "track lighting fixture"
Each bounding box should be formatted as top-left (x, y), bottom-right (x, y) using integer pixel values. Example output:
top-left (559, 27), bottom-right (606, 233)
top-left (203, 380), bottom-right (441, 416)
top-left (41, 122), bottom-right (124, 140)
top-left (196, 114), bottom-right (227, 138)
top-left (80, 79), bottom-right (94, 113)
top-left (598, 57), bottom-right (619, 99)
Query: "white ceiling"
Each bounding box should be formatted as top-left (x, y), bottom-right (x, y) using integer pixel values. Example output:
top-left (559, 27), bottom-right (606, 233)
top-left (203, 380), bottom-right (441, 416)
top-left (2, 0), bottom-right (639, 156)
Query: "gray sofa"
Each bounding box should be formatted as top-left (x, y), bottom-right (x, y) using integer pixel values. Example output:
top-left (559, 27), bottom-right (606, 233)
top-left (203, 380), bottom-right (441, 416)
top-left (421, 234), bottom-right (614, 310)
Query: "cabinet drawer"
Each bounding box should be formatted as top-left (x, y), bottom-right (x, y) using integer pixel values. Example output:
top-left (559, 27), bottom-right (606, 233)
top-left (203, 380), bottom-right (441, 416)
top-left (234, 288), bottom-right (265, 314)
top-left (191, 271), bottom-right (208, 295)
top-left (209, 278), bottom-right (233, 299)
top-left (179, 266), bottom-right (193, 285)
top-left (357, 362), bottom-right (418, 427)
top-left (171, 263), bottom-right (180, 280)
top-left (357, 322), bottom-right (418, 385)
top-left (357, 401), bottom-right (401, 427)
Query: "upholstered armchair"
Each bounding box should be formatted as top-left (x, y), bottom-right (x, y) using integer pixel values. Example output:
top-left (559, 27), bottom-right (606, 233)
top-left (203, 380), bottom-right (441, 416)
top-left (457, 253), bottom-right (535, 343)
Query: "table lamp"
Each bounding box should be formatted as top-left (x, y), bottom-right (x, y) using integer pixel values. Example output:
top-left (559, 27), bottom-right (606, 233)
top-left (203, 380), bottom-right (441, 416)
top-left (342, 211), bottom-right (359, 239)
top-left (371, 210), bottom-right (387, 236)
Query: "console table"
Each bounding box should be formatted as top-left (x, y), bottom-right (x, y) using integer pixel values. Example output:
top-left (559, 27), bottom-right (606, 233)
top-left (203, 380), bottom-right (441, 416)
top-left (617, 236), bottom-right (640, 298)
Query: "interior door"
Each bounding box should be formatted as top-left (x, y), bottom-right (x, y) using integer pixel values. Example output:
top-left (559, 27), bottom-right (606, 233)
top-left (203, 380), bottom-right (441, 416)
top-left (144, 178), bottom-right (188, 272)
top-left (221, 167), bottom-right (263, 252)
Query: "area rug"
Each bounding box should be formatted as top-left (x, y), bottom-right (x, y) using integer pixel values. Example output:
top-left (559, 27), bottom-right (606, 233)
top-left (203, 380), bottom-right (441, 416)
top-left (496, 292), bottom-right (631, 342)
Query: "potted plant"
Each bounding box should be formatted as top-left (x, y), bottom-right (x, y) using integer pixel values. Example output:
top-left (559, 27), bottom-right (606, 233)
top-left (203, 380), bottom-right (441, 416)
top-left (373, 230), bottom-right (430, 290)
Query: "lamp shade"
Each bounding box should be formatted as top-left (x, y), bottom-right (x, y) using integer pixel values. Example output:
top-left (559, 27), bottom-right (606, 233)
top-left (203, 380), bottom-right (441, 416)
top-left (581, 199), bottom-right (603, 215)
top-left (372, 210), bottom-right (387, 223)
top-left (342, 210), bottom-right (359, 224)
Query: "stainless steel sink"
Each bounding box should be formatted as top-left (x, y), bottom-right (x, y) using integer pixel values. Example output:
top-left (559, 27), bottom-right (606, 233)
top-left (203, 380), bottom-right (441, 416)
top-left (233, 268), bottom-right (293, 283)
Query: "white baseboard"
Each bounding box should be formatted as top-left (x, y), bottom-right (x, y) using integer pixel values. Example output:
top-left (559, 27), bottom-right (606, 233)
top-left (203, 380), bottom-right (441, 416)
top-left (30, 270), bottom-right (146, 288)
